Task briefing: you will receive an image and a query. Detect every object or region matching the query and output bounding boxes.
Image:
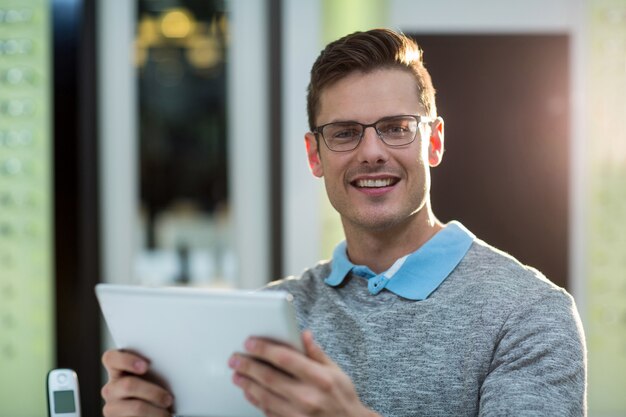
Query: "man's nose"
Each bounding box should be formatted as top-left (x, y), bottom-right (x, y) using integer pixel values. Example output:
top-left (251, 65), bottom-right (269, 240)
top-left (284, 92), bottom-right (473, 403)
top-left (356, 126), bottom-right (388, 164)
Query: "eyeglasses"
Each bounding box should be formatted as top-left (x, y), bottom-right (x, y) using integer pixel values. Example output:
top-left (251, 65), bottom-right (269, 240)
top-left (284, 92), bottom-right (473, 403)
top-left (312, 114), bottom-right (433, 152)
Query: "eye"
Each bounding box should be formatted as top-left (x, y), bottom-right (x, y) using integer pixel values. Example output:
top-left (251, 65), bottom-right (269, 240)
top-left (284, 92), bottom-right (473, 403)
top-left (390, 125), bottom-right (409, 133)
top-left (327, 124), bottom-right (361, 140)
top-left (334, 129), bottom-right (359, 139)
top-left (380, 122), bottom-right (409, 134)
top-left (378, 117), bottom-right (416, 137)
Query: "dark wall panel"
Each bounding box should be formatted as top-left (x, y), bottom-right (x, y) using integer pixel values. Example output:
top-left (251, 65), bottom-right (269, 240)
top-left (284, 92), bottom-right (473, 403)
top-left (53, 0), bottom-right (101, 414)
top-left (412, 35), bottom-right (570, 289)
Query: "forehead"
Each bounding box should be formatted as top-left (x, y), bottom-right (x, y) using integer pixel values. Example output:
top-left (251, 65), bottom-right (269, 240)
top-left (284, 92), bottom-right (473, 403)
top-left (317, 68), bottom-right (422, 124)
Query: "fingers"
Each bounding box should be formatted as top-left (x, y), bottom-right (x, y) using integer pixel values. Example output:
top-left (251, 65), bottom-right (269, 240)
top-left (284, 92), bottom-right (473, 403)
top-left (102, 349), bottom-right (150, 380)
top-left (230, 334), bottom-right (374, 417)
top-left (102, 376), bottom-right (173, 408)
top-left (236, 336), bottom-right (334, 392)
top-left (101, 349), bottom-right (173, 417)
top-left (232, 373), bottom-right (297, 417)
top-left (102, 398), bottom-right (172, 417)
top-left (229, 354), bottom-right (295, 396)
top-left (302, 330), bottom-right (332, 365)
top-left (232, 359), bottom-right (337, 417)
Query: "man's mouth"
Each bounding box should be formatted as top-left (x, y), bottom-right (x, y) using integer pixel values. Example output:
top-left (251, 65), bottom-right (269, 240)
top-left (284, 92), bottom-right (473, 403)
top-left (352, 178), bottom-right (399, 188)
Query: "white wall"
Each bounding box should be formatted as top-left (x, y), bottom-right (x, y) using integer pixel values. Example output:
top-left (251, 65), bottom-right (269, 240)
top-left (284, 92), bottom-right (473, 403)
top-left (281, 0), bottom-right (324, 278)
top-left (390, 0), bottom-right (576, 33)
top-left (98, 0), bottom-right (137, 285)
top-left (227, 0), bottom-right (271, 288)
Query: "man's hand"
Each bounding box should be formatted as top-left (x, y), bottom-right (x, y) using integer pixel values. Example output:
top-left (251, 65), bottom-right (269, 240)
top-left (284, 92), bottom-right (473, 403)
top-left (101, 349), bottom-right (174, 417)
top-left (228, 330), bottom-right (380, 417)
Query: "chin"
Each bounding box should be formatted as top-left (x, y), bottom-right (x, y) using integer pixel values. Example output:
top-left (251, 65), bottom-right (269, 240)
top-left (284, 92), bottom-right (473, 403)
top-left (351, 212), bottom-right (410, 232)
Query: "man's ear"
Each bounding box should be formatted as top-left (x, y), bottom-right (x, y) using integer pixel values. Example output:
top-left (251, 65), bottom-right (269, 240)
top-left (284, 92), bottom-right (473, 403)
top-left (428, 117), bottom-right (445, 167)
top-left (305, 132), bottom-right (324, 177)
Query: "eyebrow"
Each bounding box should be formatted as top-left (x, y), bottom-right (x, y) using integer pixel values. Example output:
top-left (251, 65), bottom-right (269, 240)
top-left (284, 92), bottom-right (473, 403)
top-left (318, 113), bottom-right (419, 126)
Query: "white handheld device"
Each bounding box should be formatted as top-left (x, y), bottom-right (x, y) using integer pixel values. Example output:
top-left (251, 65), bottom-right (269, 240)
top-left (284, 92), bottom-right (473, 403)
top-left (96, 284), bottom-right (302, 417)
top-left (47, 368), bottom-right (81, 417)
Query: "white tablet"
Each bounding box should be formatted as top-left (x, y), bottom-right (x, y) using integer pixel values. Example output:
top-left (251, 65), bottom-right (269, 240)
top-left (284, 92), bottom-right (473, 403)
top-left (95, 283), bottom-right (302, 417)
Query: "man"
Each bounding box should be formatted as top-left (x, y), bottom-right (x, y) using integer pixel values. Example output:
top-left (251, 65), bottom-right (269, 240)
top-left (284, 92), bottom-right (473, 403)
top-left (102, 29), bottom-right (586, 417)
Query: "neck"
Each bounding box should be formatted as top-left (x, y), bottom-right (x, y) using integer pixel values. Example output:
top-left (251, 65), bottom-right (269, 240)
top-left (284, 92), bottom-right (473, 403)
top-left (342, 206), bottom-right (443, 274)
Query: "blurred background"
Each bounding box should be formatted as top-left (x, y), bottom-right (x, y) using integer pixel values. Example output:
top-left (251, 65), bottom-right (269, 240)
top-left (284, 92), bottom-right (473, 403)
top-left (0, 0), bottom-right (624, 415)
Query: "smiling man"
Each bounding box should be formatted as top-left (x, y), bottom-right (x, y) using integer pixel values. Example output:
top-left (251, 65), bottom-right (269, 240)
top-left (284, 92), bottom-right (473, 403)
top-left (101, 29), bottom-right (586, 417)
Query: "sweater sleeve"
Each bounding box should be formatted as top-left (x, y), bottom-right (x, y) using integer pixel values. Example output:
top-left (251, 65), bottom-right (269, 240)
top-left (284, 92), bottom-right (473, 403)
top-left (478, 290), bottom-right (587, 417)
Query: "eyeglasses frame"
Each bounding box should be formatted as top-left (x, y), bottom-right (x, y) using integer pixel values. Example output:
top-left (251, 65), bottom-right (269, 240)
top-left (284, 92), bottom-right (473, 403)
top-left (312, 114), bottom-right (435, 152)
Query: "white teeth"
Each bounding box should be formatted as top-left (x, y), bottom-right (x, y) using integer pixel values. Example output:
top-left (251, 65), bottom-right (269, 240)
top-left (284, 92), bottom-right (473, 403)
top-left (355, 178), bottom-right (394, 188)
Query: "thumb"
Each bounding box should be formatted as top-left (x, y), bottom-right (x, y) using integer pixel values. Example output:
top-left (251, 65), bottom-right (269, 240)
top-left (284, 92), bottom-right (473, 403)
top-left (302, 330), bottom-right (332, 365)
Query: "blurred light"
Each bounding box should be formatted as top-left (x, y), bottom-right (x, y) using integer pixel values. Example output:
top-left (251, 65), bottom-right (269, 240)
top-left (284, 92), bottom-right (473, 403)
top-left (160, 8), bottom-right (195, 39)
top-left (218, 14), bottom-right (229, 45)
top-left (135, 41), bottom-right (148, 68)
top-left (137, 15), bottom-right (160, 48)
top-left (186, 34), bottom-right (222, 69)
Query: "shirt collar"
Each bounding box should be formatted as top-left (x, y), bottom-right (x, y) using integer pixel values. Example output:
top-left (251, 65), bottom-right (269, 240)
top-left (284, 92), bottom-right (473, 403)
top-left (324, 221), bottom-right (475, 300)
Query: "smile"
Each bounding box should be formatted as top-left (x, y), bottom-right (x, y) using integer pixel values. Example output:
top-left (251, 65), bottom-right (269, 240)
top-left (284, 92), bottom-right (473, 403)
top-left (353, 178), bottom-right (399, 188)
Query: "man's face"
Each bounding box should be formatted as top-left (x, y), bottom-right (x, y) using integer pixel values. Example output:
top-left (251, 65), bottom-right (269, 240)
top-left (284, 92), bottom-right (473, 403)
top-left (305, 68), bottom-right (444, 233)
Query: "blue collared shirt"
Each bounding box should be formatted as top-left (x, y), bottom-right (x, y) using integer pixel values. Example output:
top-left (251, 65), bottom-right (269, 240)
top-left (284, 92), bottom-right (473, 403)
top-left (324, 221), bottom-right (475, 300)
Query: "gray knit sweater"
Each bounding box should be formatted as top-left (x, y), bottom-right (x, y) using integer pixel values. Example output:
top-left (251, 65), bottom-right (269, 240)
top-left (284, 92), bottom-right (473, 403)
top-left (267, 238), bottom-right (587, 417)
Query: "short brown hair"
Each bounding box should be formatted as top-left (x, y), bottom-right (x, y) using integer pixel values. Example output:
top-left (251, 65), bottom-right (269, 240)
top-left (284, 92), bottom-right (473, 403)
top-left (306, 28), bottom-right (437, 130)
